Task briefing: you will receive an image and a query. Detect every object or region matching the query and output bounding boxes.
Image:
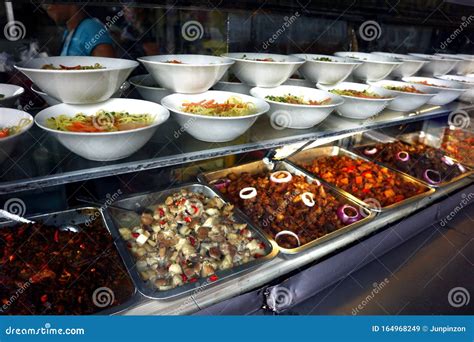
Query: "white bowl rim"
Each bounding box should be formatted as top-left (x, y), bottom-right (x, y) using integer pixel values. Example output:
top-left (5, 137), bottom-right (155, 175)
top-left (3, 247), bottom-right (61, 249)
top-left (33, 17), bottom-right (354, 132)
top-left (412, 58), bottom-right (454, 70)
top-left (250, 85), bottom-right (345, 108)
top-left (30, 83), bottom-right (47, 95)
top-left (0, 108), bottom-right (34, 142)
top-left (15, 56), bottom-right (139, 74)
top-left (334, 52), bottom-right (402, 65)
top-left (35, 99), bottom-right (169, 136)
top-left (0, 83), bottom-right (25, 99)
top-left (438, 74), bottom-right (474, 84)
top-left (290, 53), bottom-right (362, 65)
top-left (317, 82), bottom-right (396, 102)
top-left (368, 80), bottom-right (437, 97)
top-left (161, 90), bottom-right (270, 120)
top-left (371, 52), bottom-right (429, 63)
top-left (138, 54), bottom-right (235, 67)
top-left (408, 53), bottom-right (461, 62)
top-left (128, 74), bottom-right (168, 90)
top-left (401, 76), bottom-right (466, 91)
top-left (221, 52), bottom-right (305, 65)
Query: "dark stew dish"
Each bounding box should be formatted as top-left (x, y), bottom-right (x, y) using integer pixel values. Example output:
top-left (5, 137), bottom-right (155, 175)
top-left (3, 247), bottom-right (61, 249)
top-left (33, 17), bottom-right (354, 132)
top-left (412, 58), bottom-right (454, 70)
top-left (218, 170), bottom-right (364, 250)
top-left (0, 212), bottom-right (134, 315)
top-left (356, 141), bottom-right (468, 185)
top-left (297, 155), bottom-right (426, 207)
top-left (440, 128), bottom-right (474, 167)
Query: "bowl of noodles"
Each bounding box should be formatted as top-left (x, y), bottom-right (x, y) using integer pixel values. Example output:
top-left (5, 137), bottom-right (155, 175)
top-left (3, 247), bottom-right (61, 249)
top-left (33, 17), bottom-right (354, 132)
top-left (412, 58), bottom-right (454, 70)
top-left (35, 98), bottom-right (169, 161)
top-left (161, 91), bottom-right (269, 142)
top-left (0, 108), bottom-right (33, 162)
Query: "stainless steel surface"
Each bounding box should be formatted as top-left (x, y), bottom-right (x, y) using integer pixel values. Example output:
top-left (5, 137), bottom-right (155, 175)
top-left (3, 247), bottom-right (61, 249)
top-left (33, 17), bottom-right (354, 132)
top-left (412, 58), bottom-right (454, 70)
top-left (199, 160), bottom-right (375, 255)
top-left (103, 183), bottom-right (278, 300)
top-left (287, 146), bottom-right (434, 212)
top-left (0, 207), bottom-right (140, 316)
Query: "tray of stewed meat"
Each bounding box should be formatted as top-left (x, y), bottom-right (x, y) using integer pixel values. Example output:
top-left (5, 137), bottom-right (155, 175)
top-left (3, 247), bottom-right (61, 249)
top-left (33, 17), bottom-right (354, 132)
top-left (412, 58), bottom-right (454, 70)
top-left (199, 160), bottom-right (374, 255)
top-left (104, 183), bottom-right (277, 299)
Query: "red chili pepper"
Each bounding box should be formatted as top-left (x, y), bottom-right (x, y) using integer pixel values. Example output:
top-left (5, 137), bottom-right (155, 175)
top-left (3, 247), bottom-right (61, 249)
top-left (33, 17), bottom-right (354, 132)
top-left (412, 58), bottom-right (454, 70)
top-left (54, 230), bottom-right (59, 243)
top-left (158, 208), bottom-right (165, 217)
top-left (361, 171), bottom-right (372, 177)
top-left (40, 294), bottom-right (48, 303)
top-left (189, 277), bottom-right (198, 283)
top-left (209, 274), bottom-right (218, 282)
top-left (347, 166), bottom-right (356, 172)
top-left (362, 188), bottom-right (371, 194)
top-left (160, 220), bottom-right (166, 225)
top-left (181, 274), bottom-right (188, 282)
top-left (254, 253), bottom-right (263, 258)
top-left (184, 216), bottom-right (192, 223)
top-left (259, 242), bottom-right (266, 250)
top-left (189, 236), bottom-right (196, 246)
top-left (131, 232), bottom-right (140, 238)
top-left (191, 205), bottom-right (199, 214)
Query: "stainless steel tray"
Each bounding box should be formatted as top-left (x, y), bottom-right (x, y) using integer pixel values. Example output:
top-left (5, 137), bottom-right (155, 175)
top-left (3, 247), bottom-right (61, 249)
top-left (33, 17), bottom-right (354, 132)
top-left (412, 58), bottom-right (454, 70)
top-left (287, 146), bottom-right (434, 212)
top-left (351, 132), bottom-right (473, 188)
top-left (103, 183), bottom-right (278, 300)
top-left (199, 160), bottom-right (375, 255)
top-left (0, 207), bottom-right (140, 316)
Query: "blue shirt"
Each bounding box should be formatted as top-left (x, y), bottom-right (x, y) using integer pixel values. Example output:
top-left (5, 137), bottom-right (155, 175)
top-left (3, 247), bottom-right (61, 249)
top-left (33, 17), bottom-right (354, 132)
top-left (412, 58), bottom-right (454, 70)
top-left (61, 18), bottom-right (114, 56)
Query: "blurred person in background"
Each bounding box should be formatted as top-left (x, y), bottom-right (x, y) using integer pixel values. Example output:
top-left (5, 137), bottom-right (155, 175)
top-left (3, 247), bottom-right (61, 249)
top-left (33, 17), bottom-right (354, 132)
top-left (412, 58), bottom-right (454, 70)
top-left (43, 4), bottom-right (116, 57)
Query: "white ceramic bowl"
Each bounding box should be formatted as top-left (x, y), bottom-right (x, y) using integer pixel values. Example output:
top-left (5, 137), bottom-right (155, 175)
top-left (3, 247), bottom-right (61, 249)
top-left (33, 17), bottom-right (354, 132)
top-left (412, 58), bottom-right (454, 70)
top-left (250, 85), bottom-right (344, 129)
top-left (0, 84), bottom-right (24, 108)
top-left (371, 52), bottom-right (428, 78)
top-left (0, 108), bottom-right (33, 162)
top-left (222, 53), bottom-right (305, 87)
top-left (408, 53), bottom-right (459, 76)
top-left (31, 84), bottom-right (61, 106)
top-left (401, 76), bottom-right (465, 105)
top-left (367, 80), bottom-right (436, 111)
top-left (316, 82), bottom-right (394, 119)
top-left (435, 53), bottom-right (474, 75)
top-left (437, 74), bottom-right (474, 103)
top-left (282, 78), bottom-right (315, 87)
top-left (129, 74), bottom-right (172, 103)
top-left (212, 81), bottom-right (252, 94)
top-left (161, 91), bottom-right (269, 142)
top-left (138, 55), bottom-right (234, 94)
top-left (334, 52), bottom-right (401, 82)
top-left (15, 56), bottom-right (138, 104)
top-left (291, 54), bottom-right (361, 85)
top-left (35, 98), bottom-right (169, 161)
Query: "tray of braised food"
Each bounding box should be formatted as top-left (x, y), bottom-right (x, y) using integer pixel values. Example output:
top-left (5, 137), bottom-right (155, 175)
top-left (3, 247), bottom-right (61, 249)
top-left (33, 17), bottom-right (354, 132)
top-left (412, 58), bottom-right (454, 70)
top-left (0, 207), bottom-right (137, 315)
top-left (199, 160), bottom-right (374, 255)
top-left (287, 146), bottom-right (433, 211)
top-left (353, 136), bottom-right (472, 187)
top-left (105, 184), bottom-right (277, 299)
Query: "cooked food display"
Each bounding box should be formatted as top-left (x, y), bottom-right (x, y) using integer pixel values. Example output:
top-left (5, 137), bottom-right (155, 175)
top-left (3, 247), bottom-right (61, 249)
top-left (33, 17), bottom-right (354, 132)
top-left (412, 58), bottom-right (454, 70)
top-left (0, 213), bottom-right (134, 315)
top-left (0, 118), bottom-right (31, 139)
top-left (330, 89), bottom-right (387, 99)
top-left (41, 63), bottom-right (104, 70)
top-left (440, 128), bottom-right (474, 166)
top-left (241, 54), bottom-right (276, 62)
top-left (165, 60), bottom-right (183, 64)
top-left (218, 170), bottom-right (364, 250)
top-left (118, 189), bottom-right (267, 291)
top-left (265, 94), bottom-right (332, 105)
top-left (413, 80), bottom-right (448, 88)
top-left (356, 141), bottom-right (468, 185)
top-left (181, 97), bottom-right (257, 117)
top-left (296, 155), bottom-right (426, 207)
top-left (46, 110), bottom-right (155, 132)
top-left (383, 85), bottom-right (425, 93)
top-left (313, 57), bottom-right (334, 62)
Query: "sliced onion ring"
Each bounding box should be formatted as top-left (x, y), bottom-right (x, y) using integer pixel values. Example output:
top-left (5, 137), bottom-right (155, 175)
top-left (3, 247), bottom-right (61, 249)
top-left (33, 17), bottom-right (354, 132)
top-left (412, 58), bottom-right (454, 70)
top-left (213, 178), bottom-right (230, 190)
top-left (396, 151), bottom-right (410, 162)
top-left (423, 169), bottom-right (441, 184)
top-left (239, 187), bottom-right (257, 199)
top-left (441, 155), bottom-right (455, 166)
top-left (458, 163), bottom-right (466, 173)
top-left (301, 192), bottom-right (315, 207)
top-left (364, 147), bottom-right (377, 155)
top-left (275, 230), bottom-right (301, 247)
top-left (270, 171), bottom-right (292, 183)
top-left (337, 204), bottom-right (362, 224)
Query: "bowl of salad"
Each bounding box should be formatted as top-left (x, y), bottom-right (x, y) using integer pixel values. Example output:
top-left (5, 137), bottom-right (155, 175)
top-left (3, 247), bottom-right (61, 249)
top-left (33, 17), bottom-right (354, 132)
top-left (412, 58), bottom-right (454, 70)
top-left (291, 54), bottom-right (362, 85)
top-left (367, 80), bottom-right (436, 112)
top-left (161, 91), bottom-right (269, 142)
top-left (334, 52), bottom-right (402, 82)
top-left (437, 74), bottom-right (474, 103)
top-left (222, 53), bottom-right (305, 87)
top-left (371, 52), bottom-right (428, 78)
top-left (317, 82), bottom-right (394, 119)
top-left (0, 84), bottom-right (25, 108)
top-left (435, 54), bottom-right (474, 75)
top-left (408, 53), bottom-right (459, 76)
top-left (250, 85), bottom-right (344, 129)
top-left (35, 98), bottom-right (169, 161)
top-left (138, 55), bottom-right (234, 94)
top-left (129, 74), bottom-right (173, 103)
top-left (15, 56), bottom-right (138, 104)
top-left (401, 76), bottom-right (466, 105)
top-left (0, 108), bottom-right (33, 162)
